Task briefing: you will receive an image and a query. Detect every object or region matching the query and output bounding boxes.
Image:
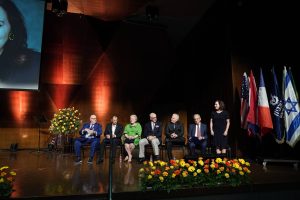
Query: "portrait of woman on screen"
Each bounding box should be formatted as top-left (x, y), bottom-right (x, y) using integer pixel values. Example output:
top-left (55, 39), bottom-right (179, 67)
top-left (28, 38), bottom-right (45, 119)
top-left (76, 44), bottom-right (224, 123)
top-left (0, 0), bottom-right (41, 90)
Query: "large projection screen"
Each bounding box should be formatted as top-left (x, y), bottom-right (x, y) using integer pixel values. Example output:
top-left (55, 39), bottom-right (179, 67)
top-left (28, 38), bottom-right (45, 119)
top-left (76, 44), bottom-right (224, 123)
top-left (0, 0), bottom-right (45, 90)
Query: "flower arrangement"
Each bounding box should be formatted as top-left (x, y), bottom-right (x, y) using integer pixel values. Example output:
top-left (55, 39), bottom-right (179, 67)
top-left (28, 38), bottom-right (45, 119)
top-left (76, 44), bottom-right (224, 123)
top-left (49, 107), bottom-right (81, 135)
top-left (139, 157), bottom-right (251, 192)
top-left (0, 166), bottom-right (17, 198)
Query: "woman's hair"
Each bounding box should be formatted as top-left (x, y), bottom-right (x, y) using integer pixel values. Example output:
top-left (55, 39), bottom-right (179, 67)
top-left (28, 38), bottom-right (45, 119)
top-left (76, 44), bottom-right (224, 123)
top-left (216, 100), bottom-right (225, 110)
top-left (0, 0), bottom-right (28, 62)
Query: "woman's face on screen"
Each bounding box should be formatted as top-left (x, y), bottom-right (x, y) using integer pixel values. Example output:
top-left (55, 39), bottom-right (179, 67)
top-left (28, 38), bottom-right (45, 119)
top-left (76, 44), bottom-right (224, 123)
top-left (0, 6), bottom-right (11, 55)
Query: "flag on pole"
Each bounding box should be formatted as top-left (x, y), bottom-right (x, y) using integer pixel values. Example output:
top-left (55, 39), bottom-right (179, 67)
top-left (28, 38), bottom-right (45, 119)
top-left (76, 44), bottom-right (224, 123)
top-left (240, 72), bottom-right (249, 129)
top-left (246, 70), bottom-right (259, 136)
top-left (283, 66), bottom-right (300, 147)
top-left (269, 67), bottom-right (284, 143)
top-left (257, 68), bottom-right (273, 135)
top-left (288, 66), bottom-right (299, 101)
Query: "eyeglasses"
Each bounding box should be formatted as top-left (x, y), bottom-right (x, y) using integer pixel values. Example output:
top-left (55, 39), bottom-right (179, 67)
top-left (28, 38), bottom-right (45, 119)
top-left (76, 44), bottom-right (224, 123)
top-left (91, 118), bottom-right (96, 120)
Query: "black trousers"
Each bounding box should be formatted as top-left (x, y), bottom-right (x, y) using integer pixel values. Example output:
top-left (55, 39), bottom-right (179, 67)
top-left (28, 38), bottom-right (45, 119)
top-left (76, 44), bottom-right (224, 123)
top-left (165, 137), bottom-right (185, 160)
top-left (98, 138), bottom-right (121, 160)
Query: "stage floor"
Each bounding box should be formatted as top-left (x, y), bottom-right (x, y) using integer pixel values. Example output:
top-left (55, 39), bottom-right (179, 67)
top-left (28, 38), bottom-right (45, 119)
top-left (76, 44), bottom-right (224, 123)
top-left (1, 150), bottom-right (300, 199)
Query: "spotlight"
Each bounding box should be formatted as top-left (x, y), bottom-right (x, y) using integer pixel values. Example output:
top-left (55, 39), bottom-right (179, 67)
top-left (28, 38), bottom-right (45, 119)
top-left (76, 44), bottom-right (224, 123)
top-left (51, 0), bottom-right (68, 17)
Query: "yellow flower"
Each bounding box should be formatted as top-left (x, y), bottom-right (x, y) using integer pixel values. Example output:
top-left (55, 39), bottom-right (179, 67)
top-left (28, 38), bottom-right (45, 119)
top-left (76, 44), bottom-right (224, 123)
top-left (238, 159), bottom-right (245, 164)
top-left (180, 160), bottom-right (186, 167)
top-left (182, 171), bottom-right (188, 177)
top-left (10, 171), bottom-right (17, 176)
top-left (0, 166), bottom-right (9, 171)
top-left (0, 178), bottom-right (4, 183)
top-left (170, 166), bottom-right (174, 169)
top-left (162, 171), bottom-right (168, 177)
top-left (196, 169), bottom-right (202, 173)
top-left (219, 167), bottom-right (225, 171)
top-left (239, 171), bottom-right (244, 176)
top-left (224, 173), bottom-right (230, 178)
top-left (216, 158), bottom-right (222, 163)
top-left (216, 170), bottom-right (221, 174)
top-left (152, 166), bottom-right (156, 170)
top-left (149, 162), bottom-right (153, 167)
top-left (188, 166), bottom-right (195, 172)
top-left (159, 176), bottom-right (164, 182)
top-left (172, 173), bottom-right (176, 178)
top-left (198, 160), bottom-right (204, 166)
top-left (245, 162), bottom-right (250, 166)
top-left (148, 175), bottom-right (152, 179)
top-left (139, 168), bottom-right (144, 173)
top-left (193, 172), bottom-right (197, 176)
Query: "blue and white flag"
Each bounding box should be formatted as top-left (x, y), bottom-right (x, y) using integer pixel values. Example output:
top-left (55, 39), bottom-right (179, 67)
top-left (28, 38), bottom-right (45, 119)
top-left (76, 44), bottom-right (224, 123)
top-left (283, 67), bottom-right (300, 147)
top-left (269, 67), bottom-right (284, 144)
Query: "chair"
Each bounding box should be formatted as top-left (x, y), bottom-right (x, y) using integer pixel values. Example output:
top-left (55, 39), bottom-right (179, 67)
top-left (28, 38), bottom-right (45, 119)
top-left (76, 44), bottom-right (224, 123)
top-left (104, 142), bottom-right (124, 158)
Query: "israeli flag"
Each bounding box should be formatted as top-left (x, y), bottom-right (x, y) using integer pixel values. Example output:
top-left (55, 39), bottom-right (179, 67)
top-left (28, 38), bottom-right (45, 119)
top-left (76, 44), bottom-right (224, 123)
top-left (283, 67), bottom-right (300, 147)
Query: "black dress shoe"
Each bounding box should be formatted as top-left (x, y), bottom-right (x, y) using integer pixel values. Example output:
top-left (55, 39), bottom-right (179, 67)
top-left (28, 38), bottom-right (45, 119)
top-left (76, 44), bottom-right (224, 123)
top-left (138, 158), bottom-right (145, 163)
top-left (97, 158), bottom-right (104, 164)
top-left (154, 155), bottom-right (160, 161)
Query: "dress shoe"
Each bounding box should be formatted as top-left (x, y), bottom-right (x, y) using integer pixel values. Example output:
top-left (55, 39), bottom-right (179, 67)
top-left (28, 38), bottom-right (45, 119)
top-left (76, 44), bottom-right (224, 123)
top-left (75, 157), bottom-right (82, 165)
top-left (154, 155), bottom-right (160, 161)
top-left (138, 157), bottom-right (145, 163)
top-left (96, 158), bottom-right (104, 164)
top-left (87, 157), bottom-right (93, 164)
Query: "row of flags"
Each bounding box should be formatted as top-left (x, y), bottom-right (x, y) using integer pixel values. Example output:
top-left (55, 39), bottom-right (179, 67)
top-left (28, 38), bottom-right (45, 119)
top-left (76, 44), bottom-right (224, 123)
top-left (240, 67), bottom-right (300, 148)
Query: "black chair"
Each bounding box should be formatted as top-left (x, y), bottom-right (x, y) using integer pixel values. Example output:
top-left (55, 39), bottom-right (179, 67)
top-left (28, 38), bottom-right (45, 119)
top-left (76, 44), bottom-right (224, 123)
top-left (103, 142), bottom-right (124, 158)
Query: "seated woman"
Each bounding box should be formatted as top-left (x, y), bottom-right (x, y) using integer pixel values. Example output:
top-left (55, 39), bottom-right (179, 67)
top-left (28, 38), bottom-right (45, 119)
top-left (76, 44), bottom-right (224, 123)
top-left (123, 114), bottom-right (142, 163)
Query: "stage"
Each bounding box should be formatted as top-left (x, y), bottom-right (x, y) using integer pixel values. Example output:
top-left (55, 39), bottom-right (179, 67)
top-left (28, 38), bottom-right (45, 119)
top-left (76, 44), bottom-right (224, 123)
top-left (1, 150), bottom-right (300, 200)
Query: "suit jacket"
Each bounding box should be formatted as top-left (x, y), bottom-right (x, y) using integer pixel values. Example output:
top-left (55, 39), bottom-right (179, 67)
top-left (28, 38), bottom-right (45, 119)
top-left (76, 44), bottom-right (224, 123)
top-left (165, 122), bottom-right (184, 139)
top-left (143, 121), bottom-right (162, 142)
top-left (104, 123), bottom-right (123, 139)
top-left (79, 122), bottom-right (102, 138)
top-left (188, 123), bottom-right (208, 140)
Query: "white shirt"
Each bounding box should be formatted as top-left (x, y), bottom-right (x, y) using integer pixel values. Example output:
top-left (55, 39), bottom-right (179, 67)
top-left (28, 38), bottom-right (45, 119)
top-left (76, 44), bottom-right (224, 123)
top-left (112, 124), bottom-right (116, 135)
top-left (152, 122), bottom-right (155, 130)
top-left (194, 124), bottom-right (201, 137)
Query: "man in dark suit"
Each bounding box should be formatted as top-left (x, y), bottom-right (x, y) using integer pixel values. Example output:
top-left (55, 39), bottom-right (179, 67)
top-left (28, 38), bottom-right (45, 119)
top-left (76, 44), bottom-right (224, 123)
top-left (74, 114), bottom-right (102, 164)
top-left (188, 114), bottom-right (207, 157)
top-left (138, 113), bottom-right (162, 162)
top-left (165, 113), bottom-right (185, 160)
top-left (97, 116), bottom-right (123, 164)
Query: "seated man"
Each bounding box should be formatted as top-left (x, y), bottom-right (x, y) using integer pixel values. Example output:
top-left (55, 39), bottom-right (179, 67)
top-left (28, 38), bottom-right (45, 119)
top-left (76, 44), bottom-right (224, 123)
top-left (97, 116), bottom-right (123, 164)
top-left (138, 112), bottom-right (162, 162)
top-left (74, 114), bottom-right (102, 164)
top-left (165, 113), bottom-right (185, 160)
top-left (188, 114), bottom-right (207, 157)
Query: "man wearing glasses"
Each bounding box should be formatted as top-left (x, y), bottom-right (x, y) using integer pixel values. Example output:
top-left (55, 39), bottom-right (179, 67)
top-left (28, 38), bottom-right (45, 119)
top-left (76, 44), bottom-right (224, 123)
top-left (138, 113), bottom-right (162, 162)
top-left (188, 114), bottom-right (207, 158)
top-left (74, 114), bottom-right (102, 164)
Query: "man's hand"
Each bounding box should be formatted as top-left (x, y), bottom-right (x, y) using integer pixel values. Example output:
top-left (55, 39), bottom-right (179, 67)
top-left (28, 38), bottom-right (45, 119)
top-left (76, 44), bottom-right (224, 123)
top-left (106, 135), bottom-right (110, 139)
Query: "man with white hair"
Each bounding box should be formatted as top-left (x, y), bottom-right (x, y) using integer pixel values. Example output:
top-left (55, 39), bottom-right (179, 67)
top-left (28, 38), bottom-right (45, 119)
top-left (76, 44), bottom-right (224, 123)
top-left (188, 114), bottom-right (208, 157)
top-left (165, 113), bottom-right (185, 160)
top-left (138, 113), bottom-right (162, 162)
top-left (74, 114), bottom-right (102, 164)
